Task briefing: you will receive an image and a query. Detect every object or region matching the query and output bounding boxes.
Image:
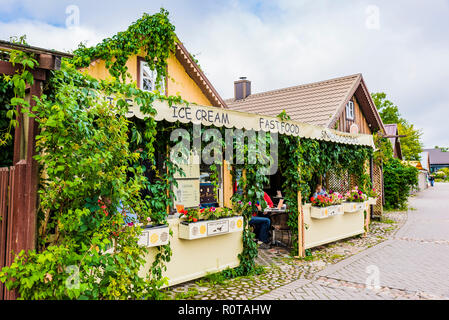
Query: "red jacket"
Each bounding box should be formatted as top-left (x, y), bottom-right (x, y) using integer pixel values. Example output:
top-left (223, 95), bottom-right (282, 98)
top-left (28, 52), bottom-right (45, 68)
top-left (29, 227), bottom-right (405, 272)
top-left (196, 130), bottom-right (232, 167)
top-left (264, 192), bottom-right (274, 208)
top-left (253, 192), bottom-right (273, 217)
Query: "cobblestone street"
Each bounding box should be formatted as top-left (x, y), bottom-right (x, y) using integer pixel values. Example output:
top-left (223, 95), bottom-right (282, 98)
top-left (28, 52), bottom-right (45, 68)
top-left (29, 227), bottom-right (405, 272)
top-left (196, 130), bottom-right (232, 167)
top-left (166, 197), bottom-right (407, 300)
top-left (257, 183), bottom-right (449, 300)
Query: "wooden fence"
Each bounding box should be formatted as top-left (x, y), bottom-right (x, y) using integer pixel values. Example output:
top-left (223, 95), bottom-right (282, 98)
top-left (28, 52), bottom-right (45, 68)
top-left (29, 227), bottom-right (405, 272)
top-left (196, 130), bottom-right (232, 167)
top-left (0, 161), bottom-right (36, 300)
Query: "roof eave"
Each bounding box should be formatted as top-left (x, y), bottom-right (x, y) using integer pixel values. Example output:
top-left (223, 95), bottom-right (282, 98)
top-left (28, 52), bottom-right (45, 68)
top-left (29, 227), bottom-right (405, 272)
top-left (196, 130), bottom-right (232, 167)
top-left (174, 41), bottom-right (226, 108)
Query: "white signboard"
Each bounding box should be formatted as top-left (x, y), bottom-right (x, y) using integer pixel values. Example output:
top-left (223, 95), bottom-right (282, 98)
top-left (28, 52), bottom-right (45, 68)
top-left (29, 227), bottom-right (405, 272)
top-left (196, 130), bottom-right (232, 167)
top-left (124, 99), bottom-right (375, 148)
top-left (173, 179), bottom-right (200, 208)
top-left (207, 219), bottom-right (229, 236)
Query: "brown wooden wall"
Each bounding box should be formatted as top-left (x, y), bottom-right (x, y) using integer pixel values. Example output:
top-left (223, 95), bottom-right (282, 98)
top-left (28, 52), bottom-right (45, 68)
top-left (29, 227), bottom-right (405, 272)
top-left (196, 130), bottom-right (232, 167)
top-left (336, 96), bottom-right (372, 135)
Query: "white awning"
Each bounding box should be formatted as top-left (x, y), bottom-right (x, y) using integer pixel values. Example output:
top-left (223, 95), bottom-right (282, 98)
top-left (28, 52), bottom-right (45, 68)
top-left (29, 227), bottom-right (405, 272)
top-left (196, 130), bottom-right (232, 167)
top-left (125, 99), bottom-right (375, 148)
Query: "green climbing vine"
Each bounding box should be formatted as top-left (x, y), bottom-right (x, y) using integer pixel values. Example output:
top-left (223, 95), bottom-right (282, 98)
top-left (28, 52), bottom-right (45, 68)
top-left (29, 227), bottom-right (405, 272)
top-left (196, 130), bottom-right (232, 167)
top-left (0, 10), bottom-right (185, 300)
top-left (277, 111), bottom-right (373, 256)
top-left (73, 9), bottom-right (176, 85)
top-left (0, 35), bottom-right (39, 159)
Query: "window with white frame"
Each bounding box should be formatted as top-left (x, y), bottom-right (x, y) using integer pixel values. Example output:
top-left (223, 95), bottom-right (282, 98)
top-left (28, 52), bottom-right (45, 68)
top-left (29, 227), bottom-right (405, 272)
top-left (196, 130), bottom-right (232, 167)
top-left (346, 100), bottom-right (355, 120)
top-left (139, 60), bottom-right (165, 93)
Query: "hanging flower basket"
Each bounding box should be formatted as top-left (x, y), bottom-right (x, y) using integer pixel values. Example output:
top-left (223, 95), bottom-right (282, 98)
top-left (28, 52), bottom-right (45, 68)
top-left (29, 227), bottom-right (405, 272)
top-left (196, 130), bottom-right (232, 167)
top-left (178, 216), bottom-right (244, 240)
top-left (137, 224), bottom-right (170, 247)
top-left (343, 202), bottom-right (366, 213)
top-left (310, 205), bottom-right (343, 219)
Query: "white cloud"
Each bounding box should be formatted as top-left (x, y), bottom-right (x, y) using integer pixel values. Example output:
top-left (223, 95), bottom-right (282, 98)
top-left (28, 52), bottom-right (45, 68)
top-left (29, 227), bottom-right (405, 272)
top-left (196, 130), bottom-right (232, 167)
top-left (0, 19), bottom-right (104, 52)
top-left (0, 0), bottom-right (448, 148)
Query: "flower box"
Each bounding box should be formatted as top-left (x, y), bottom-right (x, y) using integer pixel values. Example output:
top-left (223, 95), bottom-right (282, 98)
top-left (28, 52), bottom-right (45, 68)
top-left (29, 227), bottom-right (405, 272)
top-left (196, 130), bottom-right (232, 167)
top-left (367, 197), bottom-right (377, 205)
top-left (137, 224), bottom-right (170, 247)
top-left (343, 202), bottom-right (366, 213)
top-left (310, 205), bottom-right (343, 219)
top-left (178, 216), bottom-right (244, 240)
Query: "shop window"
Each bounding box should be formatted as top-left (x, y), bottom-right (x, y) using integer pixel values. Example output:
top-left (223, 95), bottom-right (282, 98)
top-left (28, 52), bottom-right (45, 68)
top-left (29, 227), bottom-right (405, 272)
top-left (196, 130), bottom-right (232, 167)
top-left (346, 100), bottom-right (355, 120)
top-left (199, 163), bottom-right (221, 207)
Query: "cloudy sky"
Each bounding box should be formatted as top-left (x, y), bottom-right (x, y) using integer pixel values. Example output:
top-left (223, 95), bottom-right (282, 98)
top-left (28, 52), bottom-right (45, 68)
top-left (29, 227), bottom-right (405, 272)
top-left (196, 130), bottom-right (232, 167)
top-left (1, 0), bottom-right (448, 148)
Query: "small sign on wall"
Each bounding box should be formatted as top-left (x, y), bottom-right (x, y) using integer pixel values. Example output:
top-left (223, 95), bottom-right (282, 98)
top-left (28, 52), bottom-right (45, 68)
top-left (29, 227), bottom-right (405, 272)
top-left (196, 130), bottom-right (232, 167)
top-left (173, 179), bottom-right (200, 208)
top-left (350, 123), bottom-right (359, 134)
top-left (207, 219), bottom-right (229, 236)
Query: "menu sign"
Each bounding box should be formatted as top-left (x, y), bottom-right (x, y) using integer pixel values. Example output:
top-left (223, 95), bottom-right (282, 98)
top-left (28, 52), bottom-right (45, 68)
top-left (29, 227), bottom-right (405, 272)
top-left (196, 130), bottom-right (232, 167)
top-left (173, 179), bottom-right (200, 208)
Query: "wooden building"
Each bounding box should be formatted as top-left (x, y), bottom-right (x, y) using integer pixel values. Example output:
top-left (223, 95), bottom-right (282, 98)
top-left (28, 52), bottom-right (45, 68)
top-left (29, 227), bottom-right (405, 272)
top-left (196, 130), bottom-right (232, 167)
top-left (384, 123), bottom-right (403, 160)
top-left (226, 74), bottom-right (386, 216)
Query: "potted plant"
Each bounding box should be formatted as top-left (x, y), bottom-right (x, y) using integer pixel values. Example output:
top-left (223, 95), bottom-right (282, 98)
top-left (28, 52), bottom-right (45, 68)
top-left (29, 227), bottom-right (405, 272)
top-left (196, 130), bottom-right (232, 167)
top-left (101, 199), bottom-right (170, 251)
top-left (364, 187), bottom-right (379, 205)
top-left (343, 186), bottom-right (367, 213)
top-left (309, 193), bottom-right (343, 219)
top-left (178, 205), bottom-right (243, 240)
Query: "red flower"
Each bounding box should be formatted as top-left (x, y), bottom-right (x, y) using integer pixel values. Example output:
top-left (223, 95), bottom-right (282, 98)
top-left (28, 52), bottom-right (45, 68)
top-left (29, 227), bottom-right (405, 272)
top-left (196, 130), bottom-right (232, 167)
top-left (310, 197), bottom-right (315, 202)
top-left (192, 218), bottom-right (198, 222)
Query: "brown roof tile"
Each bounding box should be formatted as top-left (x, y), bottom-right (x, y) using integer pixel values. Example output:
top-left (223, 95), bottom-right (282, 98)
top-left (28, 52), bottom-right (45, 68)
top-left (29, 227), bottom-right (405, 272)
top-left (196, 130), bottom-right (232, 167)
top-left (225, 74), bottom-right (361, 127)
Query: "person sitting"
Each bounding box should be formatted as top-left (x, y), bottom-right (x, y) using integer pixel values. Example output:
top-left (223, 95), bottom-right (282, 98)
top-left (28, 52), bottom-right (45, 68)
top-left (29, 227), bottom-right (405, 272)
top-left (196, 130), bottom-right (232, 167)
top-left (313, 184), bottom-right (326, 198)
top-left (249, 192), bottom-right (273, 249)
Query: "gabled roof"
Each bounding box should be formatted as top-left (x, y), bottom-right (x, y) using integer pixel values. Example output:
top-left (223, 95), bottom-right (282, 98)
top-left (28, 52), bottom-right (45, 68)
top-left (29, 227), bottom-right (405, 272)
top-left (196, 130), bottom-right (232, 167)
top-left (175, 41), bottom-right (226, 108)
top-left (225, 73), bottom-right (385, 133)
top-left (78, 39), bottom-right (226, 109)
top-left (423, 148), bottom-right (449, 165)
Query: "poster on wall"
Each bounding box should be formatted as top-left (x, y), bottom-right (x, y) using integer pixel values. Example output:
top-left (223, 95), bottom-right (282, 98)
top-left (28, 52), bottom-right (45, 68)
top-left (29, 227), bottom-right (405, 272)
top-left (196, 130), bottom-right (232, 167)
top-left (173, 179), bottom-right (200, 208)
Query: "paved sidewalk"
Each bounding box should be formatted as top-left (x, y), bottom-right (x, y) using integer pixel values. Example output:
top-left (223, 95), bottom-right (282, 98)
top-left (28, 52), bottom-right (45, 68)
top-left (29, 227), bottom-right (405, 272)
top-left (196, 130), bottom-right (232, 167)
top-left (257, 183), bottom-right (449, 300)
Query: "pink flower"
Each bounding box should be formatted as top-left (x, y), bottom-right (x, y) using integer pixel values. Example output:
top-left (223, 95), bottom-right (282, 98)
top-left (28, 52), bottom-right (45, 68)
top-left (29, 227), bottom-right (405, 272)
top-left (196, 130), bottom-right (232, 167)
top-left (147, 217), bottom-right (152, 222)
top-left (248, 201), bottom-right (252, 205)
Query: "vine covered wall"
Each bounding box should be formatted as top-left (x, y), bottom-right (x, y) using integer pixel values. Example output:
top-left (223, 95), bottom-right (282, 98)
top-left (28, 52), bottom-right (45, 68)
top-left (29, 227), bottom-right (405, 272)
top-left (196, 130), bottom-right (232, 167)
top-left (0, 9), bottom-right (184, 300)
top-left (278, 110), bottom-right (373, 255)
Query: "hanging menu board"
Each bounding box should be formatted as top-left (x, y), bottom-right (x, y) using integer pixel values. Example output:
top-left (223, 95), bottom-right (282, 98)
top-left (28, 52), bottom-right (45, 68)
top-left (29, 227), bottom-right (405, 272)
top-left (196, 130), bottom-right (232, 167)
top-left (173, 153), bottom-right (200, 208)
top-left (173, 179), bottom-right (200, 208)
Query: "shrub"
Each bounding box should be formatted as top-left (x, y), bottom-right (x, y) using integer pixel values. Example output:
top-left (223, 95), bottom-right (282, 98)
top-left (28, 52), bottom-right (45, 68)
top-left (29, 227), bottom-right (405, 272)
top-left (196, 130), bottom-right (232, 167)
top-left (383, 158), bottom-right (418, 210)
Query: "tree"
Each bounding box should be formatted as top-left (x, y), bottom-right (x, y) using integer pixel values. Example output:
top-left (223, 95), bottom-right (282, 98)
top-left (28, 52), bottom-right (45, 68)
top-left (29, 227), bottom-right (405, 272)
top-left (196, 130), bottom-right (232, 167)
top-left (398, 122), bottom-right (424, 161)
top-left (371, 92), bottom-right (401, 124)
top-left (434, 146), bottom-right (449, 152)
top-left (383, 158), bottom-right (418, 210)
top-left (371, 92), bottom-right (423, 161)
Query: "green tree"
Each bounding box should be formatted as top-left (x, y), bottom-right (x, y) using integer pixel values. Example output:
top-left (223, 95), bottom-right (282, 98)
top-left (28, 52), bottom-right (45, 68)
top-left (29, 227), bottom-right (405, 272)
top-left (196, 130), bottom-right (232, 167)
top-left (434, 146), bottom-right (449, 152)
top-left (398, 121), bottom-right (423, 161)
top-left (383, 158), bottom-right (419, 210)
top-left (371, 92), bottom-right (423, 161)
top-left (371, 92), bottom-right (401, 124)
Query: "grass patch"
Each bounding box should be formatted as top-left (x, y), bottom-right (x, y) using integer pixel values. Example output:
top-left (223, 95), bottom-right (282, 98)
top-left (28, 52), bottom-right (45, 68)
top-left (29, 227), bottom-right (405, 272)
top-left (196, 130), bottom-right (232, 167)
top-left (174, 287), bottom-right (199, 300)
top-left (329, 254), bottom-right (344, 261)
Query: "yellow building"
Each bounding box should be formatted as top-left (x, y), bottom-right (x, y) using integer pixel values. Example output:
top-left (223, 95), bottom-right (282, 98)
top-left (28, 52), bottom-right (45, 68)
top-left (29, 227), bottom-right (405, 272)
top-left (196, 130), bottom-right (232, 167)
top-left (81, 41), bottom-right (226, 109)
top-left (80, 36), bottom-right (247, 286)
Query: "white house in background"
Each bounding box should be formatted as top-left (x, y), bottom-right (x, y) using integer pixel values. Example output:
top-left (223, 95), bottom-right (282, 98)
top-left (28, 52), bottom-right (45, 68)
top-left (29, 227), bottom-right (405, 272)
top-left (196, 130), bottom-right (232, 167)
top-left (420, 152), bottom-right (430, 173)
